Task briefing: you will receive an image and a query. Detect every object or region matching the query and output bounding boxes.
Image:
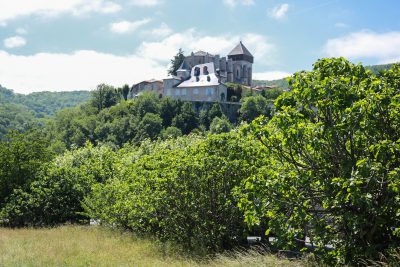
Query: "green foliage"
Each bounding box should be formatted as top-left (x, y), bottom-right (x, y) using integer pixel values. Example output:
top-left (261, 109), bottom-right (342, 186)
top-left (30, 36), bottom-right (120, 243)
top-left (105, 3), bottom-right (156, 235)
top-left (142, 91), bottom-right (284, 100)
top-left (0, 86), bottom-right (90, 139)
top-left (118, 84), bottom-right (130, 101)
top-left (168, 48), bottom-right (185, 76)
top-left (260, 88), bottom-right (284, 100)
top-left (84, 131), bottom-right (266, 253)
top-left (162, 126), bottom-right (182, 139)
top-left (226, 83), bottom-right (243, 102)
top-left (172, 102), bottom-right (199, 134)
top-left (0, 104), bottom-right (38, 139)
top-left (0, 143), bottom-right (116, 226)
top-left (0, 85), bottom-right (91, 117)
top-left (366, 63), bottom-right (398, 74)
top-left (90, 84), bottom-right (120, 111)
top-left (0, 131), bottom-right (53, 207)
top-left (239, 58), bottom-right (400, 264)
top-left (136, 113), bottom-right (163, 141)
top-left (209, 116), bottom-right (232, 134)
top-left (239, 95), bottom-right (272, 123)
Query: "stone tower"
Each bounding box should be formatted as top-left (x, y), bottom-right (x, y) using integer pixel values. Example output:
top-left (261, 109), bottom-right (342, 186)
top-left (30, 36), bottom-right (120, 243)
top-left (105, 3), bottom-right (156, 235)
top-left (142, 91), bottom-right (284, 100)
top-left (227, 41), bottom-right (253, 86)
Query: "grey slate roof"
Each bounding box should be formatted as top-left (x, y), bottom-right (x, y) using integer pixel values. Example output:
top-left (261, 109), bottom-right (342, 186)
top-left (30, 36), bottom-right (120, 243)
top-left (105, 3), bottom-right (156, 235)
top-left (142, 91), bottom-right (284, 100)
top-left (193, 50), bottom-right (214, 57)
top-left (228, 41), bottom-right (253, 57)
top-left (177, 61), bottom-right (191, 71)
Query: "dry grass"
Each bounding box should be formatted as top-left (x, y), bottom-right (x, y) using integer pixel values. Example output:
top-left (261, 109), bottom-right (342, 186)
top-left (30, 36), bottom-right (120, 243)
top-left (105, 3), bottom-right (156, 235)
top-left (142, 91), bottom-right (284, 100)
top-left (0, 225), bottom-right (303, 267)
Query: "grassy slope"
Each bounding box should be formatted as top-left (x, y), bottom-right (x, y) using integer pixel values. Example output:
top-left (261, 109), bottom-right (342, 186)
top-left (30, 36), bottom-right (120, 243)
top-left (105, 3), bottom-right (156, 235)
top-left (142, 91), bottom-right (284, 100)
top-left (0, 226), bottom-right (303, 267)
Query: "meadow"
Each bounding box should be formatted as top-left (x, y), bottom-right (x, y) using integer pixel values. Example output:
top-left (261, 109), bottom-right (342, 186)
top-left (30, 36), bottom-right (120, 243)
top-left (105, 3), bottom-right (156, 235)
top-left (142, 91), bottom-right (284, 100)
top-left (0, 226), bottom-right (303, 267)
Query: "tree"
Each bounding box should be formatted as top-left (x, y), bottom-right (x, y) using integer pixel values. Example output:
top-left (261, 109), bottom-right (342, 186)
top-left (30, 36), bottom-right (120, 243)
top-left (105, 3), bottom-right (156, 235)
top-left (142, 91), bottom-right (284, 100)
top-left (239, 58), bottom-right (400, 264)
top-left (136, 113), bottom-right (163, 141)
top-left (91, 84), bottom-right (120, 111)
top-left (0, 131), bottom-right (53, 207)
top-left (168, 48), bottom-right (185, 76)
top-left (239, 95), bottom-right (271, 123)
top-left (120, 84), bottom-right (130, 101)
top-left (208, 103), bottom-right (223, 124)
top-left (160, 97), bottom-right (181, 127)
top-left (162, 126), bottom-right (182, 139)
top-left (172, 102), bottom-right (199, 134)
top-left (260, 88), bottom-right (284, 100)
top-left (209, 116), bottom-right (232, 134)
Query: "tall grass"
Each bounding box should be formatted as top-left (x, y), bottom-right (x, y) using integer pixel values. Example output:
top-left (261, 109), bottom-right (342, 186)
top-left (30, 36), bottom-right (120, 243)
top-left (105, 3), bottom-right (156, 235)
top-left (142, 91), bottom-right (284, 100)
top-left (0, 226), bottom-right (303, 267)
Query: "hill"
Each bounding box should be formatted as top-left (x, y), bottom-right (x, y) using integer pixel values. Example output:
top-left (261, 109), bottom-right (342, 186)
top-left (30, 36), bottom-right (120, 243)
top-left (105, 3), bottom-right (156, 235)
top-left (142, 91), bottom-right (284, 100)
top-left (253, 62), bottom-right (399, 89)
top-left (0, 85), bottom-right (91, 138)
top-left (0, 86), bottom-right (91, 117)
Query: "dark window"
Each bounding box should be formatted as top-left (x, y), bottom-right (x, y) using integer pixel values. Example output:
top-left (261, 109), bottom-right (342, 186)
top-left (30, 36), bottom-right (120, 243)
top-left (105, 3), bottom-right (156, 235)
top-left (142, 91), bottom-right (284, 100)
top-left (203, 66), bottom-right (209, 75)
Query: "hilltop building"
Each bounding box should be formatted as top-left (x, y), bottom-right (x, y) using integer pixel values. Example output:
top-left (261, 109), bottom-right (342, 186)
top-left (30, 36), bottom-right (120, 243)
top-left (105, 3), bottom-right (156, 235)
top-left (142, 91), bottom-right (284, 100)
top-left (175, 41), bottom-right (253, 86)
top-left (131, 41), bottom-right (254, 103)
top-left (130, 79), bottom-right (163, 98)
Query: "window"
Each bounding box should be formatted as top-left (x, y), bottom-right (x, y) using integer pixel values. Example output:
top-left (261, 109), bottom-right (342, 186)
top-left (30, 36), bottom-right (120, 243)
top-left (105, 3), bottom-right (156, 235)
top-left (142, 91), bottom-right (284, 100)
top-left (182, 89), bottom-right (187, 96)
top-left (194, 88), bottom-right (199, 95)
top-left (203, 66), bottom-right (209, 75)
top-left (194, 67), bottom-right (200, 77)
top-left (206, 88), bottom-right (215, 96)
top-left (175, 89), bottom-right (180, 96)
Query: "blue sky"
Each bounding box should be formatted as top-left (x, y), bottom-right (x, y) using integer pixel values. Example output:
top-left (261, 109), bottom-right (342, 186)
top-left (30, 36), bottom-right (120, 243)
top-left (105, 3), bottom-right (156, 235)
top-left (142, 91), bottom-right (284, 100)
top-left (0, 0), bottom-right (399, 93)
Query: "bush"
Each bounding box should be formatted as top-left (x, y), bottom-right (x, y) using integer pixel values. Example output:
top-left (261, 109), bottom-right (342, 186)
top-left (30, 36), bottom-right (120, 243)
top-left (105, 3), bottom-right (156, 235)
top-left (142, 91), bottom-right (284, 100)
top-left (0, 143), bottom-right (116, 226)
top-left (84, 131), bottom-right (266, 253)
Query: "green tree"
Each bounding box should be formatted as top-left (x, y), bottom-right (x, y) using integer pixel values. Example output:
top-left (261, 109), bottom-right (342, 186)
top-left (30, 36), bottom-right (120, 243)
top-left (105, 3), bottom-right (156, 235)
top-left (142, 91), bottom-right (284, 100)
top-left (91, 84), bottom-right (120, 111)
top-left (160, 97), bottom-right (181, 127)
top-left (120, 84), bottom-right (130, 101)
top-left (172, 102), bottom-right (199, 134)
top-left (162, 126), bottom-right (182, 139)
top-left (0, 143), bottom-right (116, 226)
top-left (239, 95), bottom-right (271, 123)
top-left (136, 113), bottom-right (163, 141)
top-left (209, 116), bottom-right (232, 134)
top-left (168, 48), bottom-right (185, 76)
top-left (260, 88), bottom-right (284, 100)
top-left (0, 131), bottom-right (53, 207)
top-left (239, 58), bottom-right (400, 264)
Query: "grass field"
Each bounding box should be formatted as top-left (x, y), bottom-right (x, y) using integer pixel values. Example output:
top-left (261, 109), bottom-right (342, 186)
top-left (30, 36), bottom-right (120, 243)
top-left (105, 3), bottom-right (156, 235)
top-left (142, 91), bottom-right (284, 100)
top-left (0, 225), bottom-right (304, 267)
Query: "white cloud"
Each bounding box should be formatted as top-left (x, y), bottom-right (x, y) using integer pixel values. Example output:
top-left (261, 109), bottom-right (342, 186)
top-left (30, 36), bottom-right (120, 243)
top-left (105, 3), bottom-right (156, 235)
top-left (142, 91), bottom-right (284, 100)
top-left (16, 27), bottom-right (27, 35)
top-left (268, 3), bottom-right (289, 20)
top-left (110, 19), bottom-right (151, 34)
top-left (222, 0), bottom-right (255, 8)
top-left (0, 50), bottom-right (166, 93)
top-left (0, 0), bottom-right (121, 23)
top-left (253, 71), bottom-right (291, 81)
top-left (145, 23), bottom-right (173, 38)
top-left (3, 36), bottom-right (26, 49)
top-left (0, 21), bottom-right (6, 27)
top-left (137, 29), bottom-right (275, 65)
top-left (334, 22), bottom-right (348, 28)
top-left (324, 31), bottom-right (400, 63)
top-left (0, 27), bottom-right (277, 93)
top-left (130, 0), bottom-right (162, 6)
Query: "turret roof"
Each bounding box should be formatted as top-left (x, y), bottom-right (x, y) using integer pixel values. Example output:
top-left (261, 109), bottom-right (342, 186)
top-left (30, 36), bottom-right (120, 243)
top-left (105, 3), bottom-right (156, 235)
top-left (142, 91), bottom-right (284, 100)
top-left (228, 41), bottom-right (253, 58)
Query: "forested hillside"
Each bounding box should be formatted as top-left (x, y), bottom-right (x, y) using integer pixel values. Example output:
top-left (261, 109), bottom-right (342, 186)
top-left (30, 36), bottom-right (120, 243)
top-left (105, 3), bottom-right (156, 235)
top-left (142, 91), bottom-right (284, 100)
top-left (0, 86), bottom-right (91, 139)
top-left (0, 86), bottom-right (91, 117)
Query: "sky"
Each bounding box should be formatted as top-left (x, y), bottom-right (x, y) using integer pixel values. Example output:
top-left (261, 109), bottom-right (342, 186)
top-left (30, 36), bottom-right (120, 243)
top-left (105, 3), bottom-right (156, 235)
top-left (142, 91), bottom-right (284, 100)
top-left (0, 0), bottom-right (399, 94)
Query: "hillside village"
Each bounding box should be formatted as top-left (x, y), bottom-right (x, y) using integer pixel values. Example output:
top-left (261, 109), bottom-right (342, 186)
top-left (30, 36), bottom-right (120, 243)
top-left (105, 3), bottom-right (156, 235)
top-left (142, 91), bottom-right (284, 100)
top-left (129, 41), bottom-right (276, 103)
